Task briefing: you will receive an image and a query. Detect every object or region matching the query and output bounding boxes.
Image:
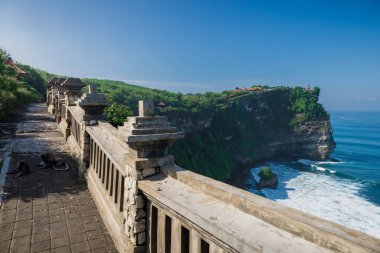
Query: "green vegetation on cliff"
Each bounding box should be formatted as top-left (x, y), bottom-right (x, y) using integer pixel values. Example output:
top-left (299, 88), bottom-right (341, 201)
top-left (171, 103), bottom-right (263, 180)
top-left (80, 78), bottom-right (329, 181)
top-left (290, 86), bottom-right (329, 126)
top-left (82, 78), bottom-right (259, 115)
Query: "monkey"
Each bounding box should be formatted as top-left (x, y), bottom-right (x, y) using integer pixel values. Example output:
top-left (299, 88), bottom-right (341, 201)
top-left (7, 161), bottom-right (48, 178)
top-left (38, 153), bottom-right (55, 168)
top-left (38, 153), bottom-right (69, 171)
top-left (7, 161), bottom-right (30, 177)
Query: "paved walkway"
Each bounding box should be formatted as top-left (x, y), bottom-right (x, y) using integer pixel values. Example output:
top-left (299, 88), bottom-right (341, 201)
top-left (0, 104), bottom-right (117, 253)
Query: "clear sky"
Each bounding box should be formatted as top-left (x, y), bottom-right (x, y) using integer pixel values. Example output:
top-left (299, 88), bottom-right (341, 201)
top-left (1, 0), bottom-right (379, 111)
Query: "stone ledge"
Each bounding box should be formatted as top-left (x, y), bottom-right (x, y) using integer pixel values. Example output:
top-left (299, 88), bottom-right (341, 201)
top-left (86, 126), bottom-right (127, 176)
top-left (139, 175), bottom-right (332, 253)
top-left (162, 166), bottom-right (380, 253)
top-left (68, 106), bottom-right (84, 124)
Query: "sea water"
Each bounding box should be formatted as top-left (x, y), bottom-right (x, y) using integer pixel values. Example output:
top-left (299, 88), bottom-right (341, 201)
top-left (246, 111), bottom-right (380, 238)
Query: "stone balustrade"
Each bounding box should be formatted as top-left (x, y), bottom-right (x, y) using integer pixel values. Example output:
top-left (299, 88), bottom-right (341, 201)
top-left (46, 78), bottom-right (380, 253)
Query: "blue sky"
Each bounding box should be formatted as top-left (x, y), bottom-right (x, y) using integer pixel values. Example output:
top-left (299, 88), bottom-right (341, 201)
top-left (0, 0), bottom-right (379, 111)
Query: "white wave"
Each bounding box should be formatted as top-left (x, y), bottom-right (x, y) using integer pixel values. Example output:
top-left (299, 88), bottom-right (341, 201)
top-left (310, 165), bottom-right (336, 174)
top-left (299, 159), bottom-right (343, 167)
top-left (250, 163), bottom-right (380, 239)
top-left (312, 165), bottom-right (326, 172)
top-left (316, 161), bottom-right (343, 165)
top-left (297, 159), bottom-right (338, 174)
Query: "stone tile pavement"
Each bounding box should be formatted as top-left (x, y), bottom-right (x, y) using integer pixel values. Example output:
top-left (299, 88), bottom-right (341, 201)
top-left (0, 105), bottom-right (118, 253)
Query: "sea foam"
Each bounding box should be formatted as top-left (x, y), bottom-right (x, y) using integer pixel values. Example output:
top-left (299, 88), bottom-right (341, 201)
top-left (249, 163), bottom-right (380, 239)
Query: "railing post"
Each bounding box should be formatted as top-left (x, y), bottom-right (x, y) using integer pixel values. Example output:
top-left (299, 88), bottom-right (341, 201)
top-left (75, 85), bottom-right (108, 174)
top-left (118, 100), bottom-right (184, 252)
top-left (46, 77), bottom-right (61, 114)
top-left (53, 78), bottom-right (64, 117)
top-left (56, 79), bottom-right (66, 123)
top-left (58, 78), bottom-right (85, 139)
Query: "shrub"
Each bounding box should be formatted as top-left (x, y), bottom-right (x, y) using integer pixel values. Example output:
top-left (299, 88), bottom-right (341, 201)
top-left (258, 166), bottom-right (273, 179)
top-left (105, 102), bottom-right (133, 126)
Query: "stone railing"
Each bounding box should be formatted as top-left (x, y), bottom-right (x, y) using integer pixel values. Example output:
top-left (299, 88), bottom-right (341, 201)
top-left (46, 78), bottom-right (380, 253)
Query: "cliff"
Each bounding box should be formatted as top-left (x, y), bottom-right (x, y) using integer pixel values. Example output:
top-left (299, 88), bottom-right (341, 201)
top-left (80, 79), bottom-right (335, 184)
top-left (166, 87), bottom-right (335, 183)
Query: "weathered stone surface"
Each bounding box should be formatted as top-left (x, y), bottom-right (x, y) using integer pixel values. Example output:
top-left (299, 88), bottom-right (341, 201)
top-left (137, 232), bottom-right (146, 245)
top-left (136, 209), bottom-right (146, 220)
top-left (12, 137), bottom-right (70, 154)
top-left (138, 100), bottom-right (154, 117)
top-left (133, 219), bottom-right (145, 233)
top-left (135, 195), bottom-right (144, 209)
top-left (141, 168), bottom-right (156, 178)
top-left (88, 84), bottom-right (97, 94)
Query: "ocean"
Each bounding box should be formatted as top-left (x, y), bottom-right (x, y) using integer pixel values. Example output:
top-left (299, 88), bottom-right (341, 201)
top-left (246, 111), bottom-right (380, 238)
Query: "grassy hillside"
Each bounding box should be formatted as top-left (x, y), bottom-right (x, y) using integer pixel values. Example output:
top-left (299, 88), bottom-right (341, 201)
top-left (0, 49), bottom-right (47, 120)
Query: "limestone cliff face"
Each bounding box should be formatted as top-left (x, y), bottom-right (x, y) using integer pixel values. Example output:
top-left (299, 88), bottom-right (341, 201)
top-left (256, 120), bottom-right (336, 162)
top-left (166, 88), bottom-right (336, 181)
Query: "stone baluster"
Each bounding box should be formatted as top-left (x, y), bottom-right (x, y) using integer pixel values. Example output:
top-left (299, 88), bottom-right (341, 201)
top-left (117, 100), bottom-right (184, 252)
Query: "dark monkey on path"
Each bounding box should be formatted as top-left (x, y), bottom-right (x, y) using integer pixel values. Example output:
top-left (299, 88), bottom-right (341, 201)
top-left (6, 153), bottom-right (69, 178)
top-left (7, 161), bottom-right (49, 177)
top-left (7, 161), bottom-right (31, 177)
top-left (38, 153), bottom-right (69, 171)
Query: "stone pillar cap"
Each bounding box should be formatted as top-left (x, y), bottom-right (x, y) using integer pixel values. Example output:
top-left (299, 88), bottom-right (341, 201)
top-left (119, 100), bottom-right (184, 147)
top-left (139, 100), bottom-right (154, 117)
top-left (77, 93), bottom-right (108, 106)
top-left (60, 77), bottom-right (86, 90)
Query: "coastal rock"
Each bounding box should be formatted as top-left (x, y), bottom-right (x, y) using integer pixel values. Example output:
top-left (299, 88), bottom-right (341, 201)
top-left (257, 120), bottom-right (336, 162)
top-left (257, 174), bottom-right (278, 189)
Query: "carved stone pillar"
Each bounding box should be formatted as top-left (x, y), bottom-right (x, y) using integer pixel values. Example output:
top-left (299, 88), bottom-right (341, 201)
top-left (76, 85), bottom-right (108, 174)
top-left (59, 78), bottom-right (86, 139)
top-left (118, 100), bottom-right (184, 252)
